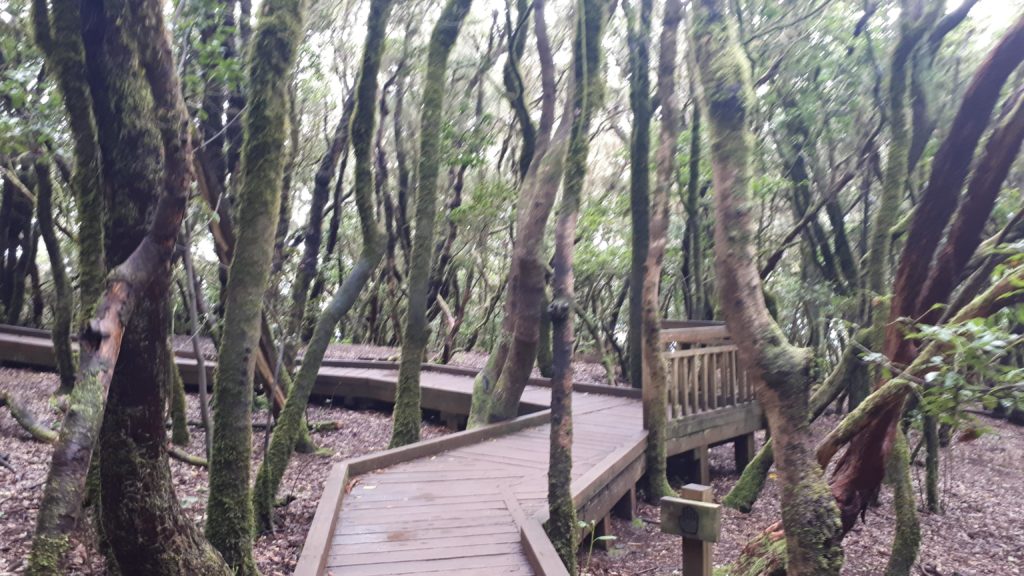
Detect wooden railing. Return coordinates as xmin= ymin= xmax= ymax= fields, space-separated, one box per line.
xmin=660 ymin=323 xmax=754 ymax=418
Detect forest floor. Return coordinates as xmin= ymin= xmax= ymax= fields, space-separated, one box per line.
xmin=582 ymin=413 xmax=1024 ymax=576
xmin=1 ymin=345 xmax=1022 ymax=575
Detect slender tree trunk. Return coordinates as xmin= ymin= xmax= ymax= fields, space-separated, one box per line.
xmin=31 ymin=0 xmax=106 ymax=321
xmin=253 ymin=0 xmax=391 ymax=531
xmin=34 ymin=160 xmax=75 ymax=393
xmin=687 ymin=3 xmax=844 ymax=574
xmin=179 ymin=227 xmax=213 ymax=459
xmin=390 ymin=0 xmax=475 ymax=448
xmin=206 ymin=0 xmax=307 ymax=569
xmin=626 ymin=0 xmax=652 ymax=391
xmin=640 ymin=0 xmax=681 ymax=502
xmin=547 ymin=0 xmax=612 ymax=567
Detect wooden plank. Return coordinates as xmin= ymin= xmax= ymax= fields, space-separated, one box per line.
xmin=664 ymin=344 xmax=738 ymax=359
xmin=324 ymin=553 xmax=531 ymax=575
xmin=331 ymin=523 xmax=517 ymax=546
xmin=330 ymin=531 xmax=522 ymax=556
xmin=335 ymin=514 xmax=516 ymax=535
xmin=330 ymin=542 xmax=523 ymax=566
xmin=295 ymin=463 xmax=349 ymax=576
xmin=345 ymin=411 xmax=549 ymax=476
xmin=659 ymin=325 xmax=730 ymax=344
xmin=501 ymin=485 xmax=570 ymax=576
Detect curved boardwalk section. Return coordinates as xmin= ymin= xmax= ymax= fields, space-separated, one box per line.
xmin=296 ymin=367 xmax=644 ymax=576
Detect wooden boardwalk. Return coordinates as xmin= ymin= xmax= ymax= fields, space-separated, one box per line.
xmin=0 ymin=323 xmax=763 ymax=576
xmin=301 ymin=368 xmax=645 ymax=575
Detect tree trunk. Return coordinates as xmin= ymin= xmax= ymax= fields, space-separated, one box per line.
xmin=252 ymin=0 xmax=390 ymax=531
xmin=687 ymin=3 xmax=844 ymax=574
xmin=34 ymin=159 xmax=75 ymax=393
xmin=468 ymin=0 xmax=567 ymax=426
xmin=27 ymin=0 xmax=209 ymax=569
xmin=390 ymin=0 xmax=475 ymax=448
xmin=206 ymin=0 xmax=307 ymax=569
xmin=625 ymin=0 xmax=652 ymax=391
xmin=547 ymin=0 xmax=612 ymax=567
xmin=640 ymin=0 xmax=681 ymax=502
xmin=31 ymin=0 xmax=106 ymax=321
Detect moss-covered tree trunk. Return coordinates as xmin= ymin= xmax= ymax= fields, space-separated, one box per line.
xmin=640 ymin=0 xmax=681 ymax=502
xmin=681 ymin=100 xmax=708 ymax=320
xmin=625 ymin=0 xmax=652 ymax=391
xmin=31 ymin=0 xmax=106 ymax=321
xmin=687 ymin=2 xmax=844 ymax=574
xmin=27 ymin=0 xmax=213 ymax=569
xmin=206 ymin=0 xmax=307 ymax=569
xmin=547 ymin=0 xmax=612 ymax=567
xmin=33 ymin=159 xmax=75 ymax=393
xmin=252 ymin=0 xmax=390 ymax=531
xmin=390 ymin=0 xmax=474 ymax=448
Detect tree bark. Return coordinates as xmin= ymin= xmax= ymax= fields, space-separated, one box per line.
xmin=390 ymin=0 xmax=475 ymax=448
xmin=687 ymin=2 xmax=844 ymax=574
xmin=206 ymin=0 xmax=307 ymax=569
xmin=640 ymin=0 xmax=681 ymax=502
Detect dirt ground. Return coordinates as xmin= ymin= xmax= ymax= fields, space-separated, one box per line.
xmin=2 ymin=352 xmax=1022 ymax=576
xmin=581 ymin=414 xmax=1024 ymax=576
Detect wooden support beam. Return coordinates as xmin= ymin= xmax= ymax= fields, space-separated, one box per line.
xmin=594 ymin=514 xmax=615 ymax=550
xmin=612 ymin=485 xmax=636 ymax=521
xmin=734 ymin=432 xmax=756 ymax=474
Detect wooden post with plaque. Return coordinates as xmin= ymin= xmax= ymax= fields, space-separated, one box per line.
xmin=659 ymin=484 xmax=721 ymax=576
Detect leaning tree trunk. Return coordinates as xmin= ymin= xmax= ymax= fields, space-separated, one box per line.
xmin=26 ymin=0 xmax=215 ymax=570
xmin=206 ymin=0 xmax=307 ymax=569
xmin=252 ymin=0 xmax=390 ymax=531
xmin=687 ymin=2 xmax=844 ymax=575
xmin=640 ymin=0 xmax=681 ymax=502
xmin=390 ymin=0 xmax=475 ymax=448
xmin=467 ymin=0 xmax=567 ymax=426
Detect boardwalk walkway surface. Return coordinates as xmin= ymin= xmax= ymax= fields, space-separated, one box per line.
xmin=308 ymin=367 xmax=644 ymax=576
xmin=0 ymin=323 xmax=762 ymax=576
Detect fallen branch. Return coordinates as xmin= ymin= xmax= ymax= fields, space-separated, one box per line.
xmin=0 ymin=391 xmax=57 ymax=443
xmin=167 ymin=445 xmax=207 ymax=468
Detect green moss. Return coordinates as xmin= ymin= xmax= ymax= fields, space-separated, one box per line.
xmin=884 ymin=430 xmax=920 ymax=576
xmin=722 ymin=438 xmax=773 ymax=512
xmin=207 ymin=0 xmax=308 ymax=569
xmin=390 ymin=0 xmax=473 ymax=449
